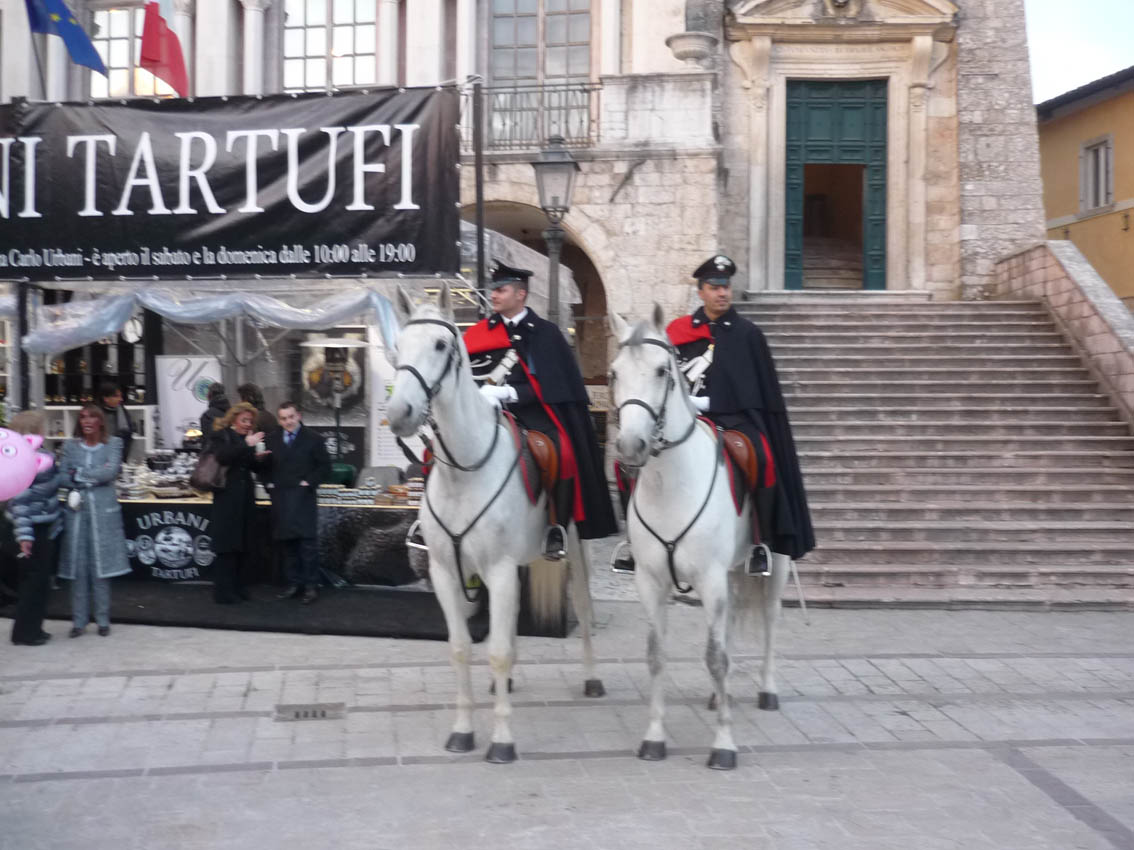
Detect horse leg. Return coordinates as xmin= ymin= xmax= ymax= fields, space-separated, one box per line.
xmin=483 ymin=562 xmax=520 ymax=764
xmin=757 ymin=552 xmax=791 ymax=711
xmin=567 ymin=524 xmax=604 ymax=698
xmin=429 ymin=561 xmax=477 ymax=753
xmin=701 ymin=572 xmax=737 ymax=770
xmin=635 ymin=564 xmax=670 ymax=761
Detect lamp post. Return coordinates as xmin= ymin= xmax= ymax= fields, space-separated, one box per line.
xmin=531 ymin=135 xmax=580 ymax=330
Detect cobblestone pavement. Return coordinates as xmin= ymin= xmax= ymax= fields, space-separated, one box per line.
xmin=2 ymin=603 xmax=1134 ymax=850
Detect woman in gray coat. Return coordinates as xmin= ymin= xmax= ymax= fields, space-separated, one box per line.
xmin=58 ymin=404 xmax=131 ymax=637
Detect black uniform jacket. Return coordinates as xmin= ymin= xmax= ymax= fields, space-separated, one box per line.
xmin=667 ymin=306 xmax=816 ymax=559
xmin=464 ymin=310 xmax=617 ymax=541
xmin=206 ymin=427 xmax=264 ymax=555
xmin=261 ymin=425 xmax=331 ymax=541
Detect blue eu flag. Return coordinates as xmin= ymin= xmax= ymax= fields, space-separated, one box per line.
xmin=25 ymin=0 xmax=108 ymax=76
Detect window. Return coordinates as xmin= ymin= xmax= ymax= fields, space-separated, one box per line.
xmin=491 ymin=0 xmax=591 ymax=86
xmin=90 ymin=6 xmax=175 ymax=98
xmin=283 ymin=0 xmax=378 ymax=92
xmin=1080 ymin=136 xmax=1114 ymax=212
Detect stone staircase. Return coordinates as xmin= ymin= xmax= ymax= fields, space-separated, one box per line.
xmin=737 ymin=292 xmax=1134 ymax=608
xmin=802 ymin=237 xmax=864 ymax=290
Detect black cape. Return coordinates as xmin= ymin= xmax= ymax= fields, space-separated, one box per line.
xmin=668 ymin=306 xmax=816 ymax=560
xmin=465 ymin=310 xmax=618 ymax=541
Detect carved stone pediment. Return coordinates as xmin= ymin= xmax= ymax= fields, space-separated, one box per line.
xmin=729 ymin=0 xmax=957 ymax=24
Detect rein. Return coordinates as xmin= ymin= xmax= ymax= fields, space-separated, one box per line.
xmin=628 ymin=422 xmax=723 ymax=594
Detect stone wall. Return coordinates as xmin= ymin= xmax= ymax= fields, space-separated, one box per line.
xmin=996 ymin=241 xmax=1134 ymax=425
xmin=955 ymin=0 xmax=1046 ymax=299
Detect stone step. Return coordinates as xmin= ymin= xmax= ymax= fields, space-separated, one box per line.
xmin=815 ymin=521 xmax=1134 ymax=545
xmin=789 ymin=406 xmax=1123 ymax=423
xmin=760 ymin=320 xmax=1057 ymax=334
xmin=772 ymin=343 xmax=1074 ymax=358
xmin=801 ymin=262 xmax=863 ymax=274
xmin=810 ymin=503 xmax=1134 ymax=523
xmin=804 ymin=541 xmax=1134 ymax=566
xmin=806 ymin=484 xmax=1134 ymax=505
xmin=765 ymin=331 xmax=1065 ymax=346
xmin=779 ymin=355 xmax=1084 ymax=370
xmin=785 ymin=380 xmax=1098 ymax=395
xmin=779 ymin=585 xmax=1134 ymax=611
xmin=800 ymin=450 xmax=1134 ymax=469
xmin=801 ymin=278 xmax=864 ymax=290
xmin=739 ymin=304 xmax=1048 ymax=318
xmin=797 ymin=435 xmax=1134 ymax=452
xmin=794 ymin=420 xmax=1131 ymax=437
xmin=792 ymin=565 xmax=1134 ymax=590
xmin=784 ymin=393 xmax=1113 ymax=408
xmin=804 ymin=467 xmax=1134 ymax=486
xmin=780 ymin=367 xmax=1091 ymax=382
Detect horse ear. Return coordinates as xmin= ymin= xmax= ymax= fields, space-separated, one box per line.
xmin=394 ymin=285 xmax=415 ymax=325
xmin=438 ymin=280 xmax=454 ymax=320
xmin=608 ymin=311 xmax=631 ymax=341
xmin=651 ymin=303 xmax=666 ymax=333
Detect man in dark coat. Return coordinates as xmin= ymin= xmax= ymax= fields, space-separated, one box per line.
xmin=261 ymin=401 xmax=331 ymax=603
xmin=99 ymin=383 xmax=135 ymax=461
xmin=200 ymin=383 xmax=230 ymax=437
xmin=668 ymin=254 xmax=815 ymax=562
xmin=463 ymin=262 xmax=617 ymax=559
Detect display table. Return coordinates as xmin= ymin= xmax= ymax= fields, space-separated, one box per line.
xmin=116 ymin=498 xmax=570 ymax=638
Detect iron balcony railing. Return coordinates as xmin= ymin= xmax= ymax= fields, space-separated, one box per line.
xmin=462 ymin=82 xmax=601 ymax=153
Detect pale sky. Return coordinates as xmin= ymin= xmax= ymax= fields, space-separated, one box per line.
xmin=1025 ymin=0 xmax=1134 ymax=103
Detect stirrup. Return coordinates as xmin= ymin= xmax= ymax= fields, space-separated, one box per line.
xmin=542 ymin=524 xmax=567 ymax=561
xmin=745 ymin=542 xmax=772 ymax=577
xmin=405 ymin=519 xmax=429 ymax=553
xmin=610 ymin=539 xmax=635 ymax=574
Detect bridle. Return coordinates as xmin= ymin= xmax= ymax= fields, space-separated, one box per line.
xmin=615 ymin=333 xmax=719 ymax=594
xmin=395 ymin=317 xmax=502 ymax=473
xmin=614 ymin=337 xmax=697 ymax=465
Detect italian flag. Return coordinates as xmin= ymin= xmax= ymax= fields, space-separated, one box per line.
xmin=140 ymin=0 xmax=188 ymax=97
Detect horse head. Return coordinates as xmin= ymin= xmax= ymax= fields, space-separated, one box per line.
xmin=608 ymin=303 xmax=684 ymax=467
xmin=387 ymin=282 xmax=461 ymax=438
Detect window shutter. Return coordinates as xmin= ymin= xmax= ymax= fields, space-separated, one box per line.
xmin=1106 ymin=141 xmax=1114 ymax=206
xmin=1078 ymin=148 xmax=1087 ymax=212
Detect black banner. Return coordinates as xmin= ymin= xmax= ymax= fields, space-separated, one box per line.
xmin=0 ymin=88 xmax=459 ymax=279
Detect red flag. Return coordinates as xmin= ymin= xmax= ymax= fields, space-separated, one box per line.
xmin=139 ymin=0 xmax=188 ymax=97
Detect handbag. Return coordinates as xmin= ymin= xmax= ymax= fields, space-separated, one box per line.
xmin=190 ymin=450 xmax=228 ymax=492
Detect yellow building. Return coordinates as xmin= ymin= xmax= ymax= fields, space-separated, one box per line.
xmin=1038 ymin=66 xmax=1134 ymax=305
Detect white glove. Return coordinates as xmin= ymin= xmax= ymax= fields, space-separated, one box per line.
xmin=689 ymin=395 xmax=710 ymax=412
xmin=479 ymin=384 xmax=517 ymax=408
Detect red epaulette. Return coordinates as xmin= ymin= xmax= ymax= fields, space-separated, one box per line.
xmin=462 ymin=318 xmax=511 ymax=355
xmin=666 ymin=314 xmax=713 ymax=346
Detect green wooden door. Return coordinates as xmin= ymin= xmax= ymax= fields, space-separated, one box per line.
xmin=785 ymin=79 xmax=888 ymax=290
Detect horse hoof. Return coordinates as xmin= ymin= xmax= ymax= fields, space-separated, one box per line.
xmin=637 ymin=740 xmax=667 ymax=761
xmin=707 ymin=693 xmax=718 ymax=711
xmin=707 ymin=749 xmax=738 ymax=771
xmin=758 ymin=691 xmax=779 ymax=711
xmin=444 ymin=732 xmax=476 ymax=753
xmin=584 ymin=678 xmax=606 ymax=698
xmin=489 ymin=678 xmax=514 ymax=696
xmin=485 ymin=743 xmax=517 ymax=764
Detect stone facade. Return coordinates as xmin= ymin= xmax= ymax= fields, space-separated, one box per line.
xmin=996 ymin=240 xmax=1134 ymax=425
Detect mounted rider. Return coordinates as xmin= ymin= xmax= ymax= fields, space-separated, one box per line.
xmin=614 ymin=255 xmax=815 ymax=571
xmin=463 ymin=262 xmax=617 ymax=560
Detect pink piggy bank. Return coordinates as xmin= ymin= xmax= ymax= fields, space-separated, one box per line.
xmin=0 ymin=428 xmax=55 ymax=501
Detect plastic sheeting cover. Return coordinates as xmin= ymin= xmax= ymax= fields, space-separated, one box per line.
xmin=21 ymin=287 xmax=402 ymax=355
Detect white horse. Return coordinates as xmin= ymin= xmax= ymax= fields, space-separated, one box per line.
xmin=386 ymin=283 xmax=604 ymax=763
xmin=608 ymin=306 xmax=790 ymax=770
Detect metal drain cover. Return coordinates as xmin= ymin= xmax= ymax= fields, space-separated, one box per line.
xmin=274 ymin=702 xmax=346 ymax=721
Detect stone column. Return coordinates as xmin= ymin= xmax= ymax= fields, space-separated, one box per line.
xmin=905 ymin=35 xmax=932 ymax=292
xmin=196 ymin=0 xmax=237 ymax=95
xmin=455 ymin=0 xmax=475 ymax=83
xmin=173 ymin=0 xmax=194 ymax=89
xmin=240 ymin=0 xmax=272 ymax=95
xmin=730 ymin=35 xmax=772 ymax=293
xmin=405 ymin=0 xmax=443 ymax=86
xmin=600 ymin=0 xmax=621 ymax=75
xmin=46 ymin=36 xmax=67 ymax=100
xmin=377 ymin=0 xmax=399 ymax=85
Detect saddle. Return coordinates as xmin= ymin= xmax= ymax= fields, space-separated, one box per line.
xmin=722 ymin=430 xmax=759 ymax=492
xmin=525 ymin=430 xmax=558 ymax=494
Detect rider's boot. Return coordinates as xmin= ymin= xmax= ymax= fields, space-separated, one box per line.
xmin=744 ymin=488 xmax=776 ymax=577
xmin=611 ymin=463 xmax=636 ymax=573
xmin=542 ymin=479 xmax=573 ymax=561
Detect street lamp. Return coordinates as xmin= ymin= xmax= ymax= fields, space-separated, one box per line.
xmin=531 ymin=134 xmax=580 ymax=329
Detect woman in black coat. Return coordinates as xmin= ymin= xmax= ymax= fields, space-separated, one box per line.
xmin=207 ymin=402 xmax=267 ymax=603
